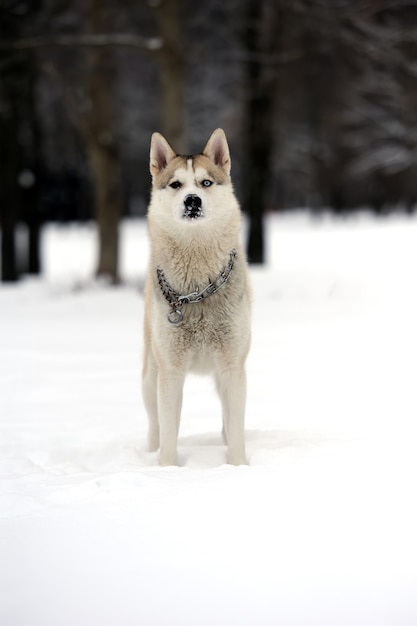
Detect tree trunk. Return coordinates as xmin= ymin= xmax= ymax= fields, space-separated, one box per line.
xmin=1 ymin=207 xmax=18 ymax=283
xmin=89 ymin=139 xmax=121 ymax=281
xmin=26 ymin=59 xmax=42 ymax=276
xmin=243 ymin=0 xmax=282 ymax=264
xmin=152 ymin=0 xmax=186 ymax=152
xmin=0 ymin=71 xmax=19 ymax=282
xmin=85 ymin=0 xmax=122 ymax=283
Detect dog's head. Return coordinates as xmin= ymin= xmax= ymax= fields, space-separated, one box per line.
xmin=148 ymin=129 xmax=240 ymax=236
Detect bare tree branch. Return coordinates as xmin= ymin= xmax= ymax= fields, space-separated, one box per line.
xmin=0 ymin=33 xmax=163 ymax=52
xmin=341 ymin=16 xmax=417 ymax=81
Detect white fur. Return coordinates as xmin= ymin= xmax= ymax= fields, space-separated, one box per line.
xmin=142 ymin=129 xmax=251 ymax=465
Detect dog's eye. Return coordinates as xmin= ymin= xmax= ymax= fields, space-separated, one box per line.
xmin=169 ymin=181 xmax=182 ymax=189
xmin=202 ymin=180 xmax=213 ymax=187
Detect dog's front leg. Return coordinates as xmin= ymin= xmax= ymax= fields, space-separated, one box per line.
xmin=217 ymin=367 xmax=247 ymax=465
xmin=142 ymin=350 xmax=159 ymax=452
xmin=157 ymin=369 xmax=184 ymax=466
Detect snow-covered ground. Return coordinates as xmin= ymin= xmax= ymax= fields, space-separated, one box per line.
xmin=1 ymin=212 xmax=417 ymax=626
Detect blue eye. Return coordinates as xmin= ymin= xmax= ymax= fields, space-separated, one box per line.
xmin=202 ymin=180 xmax=212 ymax=187
xmin=169 ymin=181 xmax=182 ymax=189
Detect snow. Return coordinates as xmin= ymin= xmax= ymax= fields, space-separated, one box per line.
xmin=1 ymin=212 xmax=417 ymax=626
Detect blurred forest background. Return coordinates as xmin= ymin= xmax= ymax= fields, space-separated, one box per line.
xmin=1 ymin=0 xmax=417 ymax=282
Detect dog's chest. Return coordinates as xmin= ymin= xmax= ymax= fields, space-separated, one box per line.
xmin=185 ymin=325 xmax=223 ymax=374
xmin=177 ymin=308 xmax=230 ymax=348
xmin=167 ymin=308 xmax=233 ymax=371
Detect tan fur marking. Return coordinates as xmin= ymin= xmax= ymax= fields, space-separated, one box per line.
xmin=193 ymin=155 xmax=229 ymax=185
xmin=154 ymin=155 xmax=188 ymax=189
xmin=154 ymin=154 xmax=228 ymax=189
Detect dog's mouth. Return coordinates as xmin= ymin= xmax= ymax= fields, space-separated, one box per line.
xmin=183 ymin=207 xmax=203 ymax=220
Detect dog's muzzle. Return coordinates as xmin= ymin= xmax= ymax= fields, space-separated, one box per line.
xmin=183 ymin=194 xmax=202 ymax=219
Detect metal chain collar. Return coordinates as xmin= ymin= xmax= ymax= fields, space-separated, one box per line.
xmin=156 ymin=249 xmax=237 ymax=324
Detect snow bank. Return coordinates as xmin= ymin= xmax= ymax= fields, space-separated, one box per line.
xmin=1 ymin=213 xmax=417 ymax=625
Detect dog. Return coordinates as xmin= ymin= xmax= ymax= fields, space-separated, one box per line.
xmin=142 ymin=128 xmax=251 ymax=465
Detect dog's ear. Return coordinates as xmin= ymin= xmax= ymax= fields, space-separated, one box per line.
xmin=202 ymin=128 xmax=231 ymax=176
xmin=150 ymin=132 xmax=176 ymax=178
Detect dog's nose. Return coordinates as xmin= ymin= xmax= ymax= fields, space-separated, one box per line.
xmin=184 ymin=194 xmax=202 ymax=210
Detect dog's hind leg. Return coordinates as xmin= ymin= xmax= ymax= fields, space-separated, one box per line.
xmin=157 ymin=368 xmax=185 ymax=466
xmin=142 ymin=349 xmax=159 ymax=452
xmin=215 ymin=376 xmax=228 ymax=445
xmin=216 ymin=367 xmax=247 ymax=465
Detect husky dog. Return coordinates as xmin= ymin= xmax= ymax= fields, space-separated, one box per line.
xmin=142 ymin=128 xmax=251 ymax=465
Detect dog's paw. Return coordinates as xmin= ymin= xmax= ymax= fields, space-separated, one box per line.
xmin=159 ymin=451 xmax=178 ymax=466
xmin=227 ymin=451 xmax=248 ymax=466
